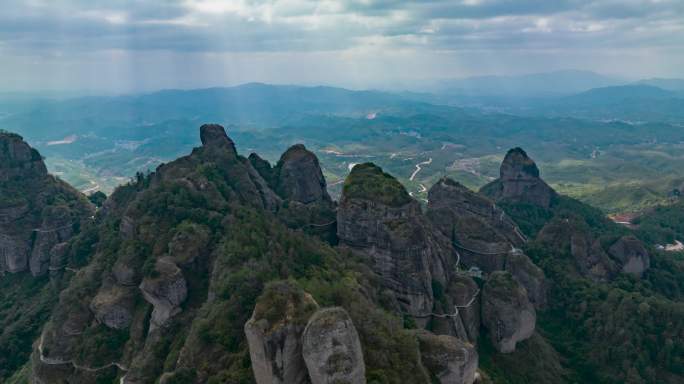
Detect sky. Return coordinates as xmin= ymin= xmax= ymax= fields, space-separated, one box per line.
xmin=0 ymin=0 xmax=683 ymax=93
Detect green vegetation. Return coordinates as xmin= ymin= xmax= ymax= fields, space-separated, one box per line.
xmin=495 ymin=195 xmax=684 ymax=384
xmin=634 ymin=200 xmax=684 ymax=245
xmin=343 ymin=163 xmax=412 ymax=206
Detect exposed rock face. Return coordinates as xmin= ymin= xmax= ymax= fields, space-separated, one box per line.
xmin=415 ymin=330 xmax=478 ymax=384
xmin=0 ymin=131 xmax=92 ymax=276
xmin=274 ymin=144 xmax=332 ymax=205
xmin=427 ymin=178 xmax=546 ymax=308
xmin=480 ymin=148 xmax=557 ymax=209
xmin=430 ymin=275 xmax=481 ymax=343
xmin=249 ymin=153 xmax=274 ymax=184
xmin=481 ymin=272 xmax=535 ymax=353
xmin=90 ymin=279 xmax=136 ymax=329
xmin=302 ymin=307 xmax=365 ymax=384
xmin=428 ymin=178 xmax=524 ymax=271
xmin=337 ymin=164 xmax=456 ymax=320
xmin=29 ymin=206 xmax=75 ymax=276
xmin=245 ymin=281 xmax=319 ymax=384
xmin=504 ymin=252 xmax=547 ymax=308
xmin=200 ymin=123 xmax=237 ymax=152
xmin=139 ymin=257 xmax=188 ymax=331
xmin=0 ymin=131 xmax=47 ymax=181
xmin=608 ymin=236 xmax=650 ymax=277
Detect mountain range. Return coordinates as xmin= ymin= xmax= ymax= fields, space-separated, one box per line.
xmin=0 ymin=125 xmax=682 ymax=384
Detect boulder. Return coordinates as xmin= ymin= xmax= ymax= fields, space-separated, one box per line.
xmin=481 ymin=272 xmax=535 ymax=353
xmin=245 ymin=281 xmax=319 ymax=384
xmin=139 ymin=257 xmax=187 ymax=331
xmin=302 ymin=307 xmax=365 ymax=384
xmin=480 ymin=148 xmax=556 ymax=209
xmin=415 ymin=330 xmax=478 ymax=384
xmin=608 ymin=236 xmax=650 ymax=277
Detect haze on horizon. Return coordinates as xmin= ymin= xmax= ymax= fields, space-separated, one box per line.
xmin=0 ymin=0 xmax=683 ymax=93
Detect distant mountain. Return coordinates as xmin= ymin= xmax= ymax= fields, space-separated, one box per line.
xmin=428 ymin=70 xmax=622 ymax=97
xmin=0 ymin=83 xmax=444 ymax=142
xmin=635 ymin=78 xmax=684 ymax=92
xmin=535 ymin=84 xmax=684 ymax=123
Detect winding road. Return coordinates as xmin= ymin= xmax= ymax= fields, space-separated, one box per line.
xmin=410 ymin=158 xmax=432 ymax=181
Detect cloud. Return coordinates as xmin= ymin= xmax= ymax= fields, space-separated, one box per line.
xmin=0 ymin=0 xmax=682 ymax=91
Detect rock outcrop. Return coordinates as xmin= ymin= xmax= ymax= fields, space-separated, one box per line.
xmin=481 ymin=272 xmax=535 ymax=353
xmin=415 ymin=330 xmax=478 ymax=384
xmin=427 ymin=178 xmax=546 ymax=308
xmin=302 ymin=307 xmax=365 ymax=384
xmin=245 ymin=281 xmax=319 ymax=384
xmin=139 ymin=257 xmax=187 ymax=331
xmin=480 ymin=148 xmax=557 ymax=209
xmin=337 ymin=163 xmax=456 ymax=321
xmin=537 ymin=217 xmax=618 ymax=281
xmin=200 ymin=123 xmax=237 ymax=152
xmin=90 ymin=280 xmax=137 ymax=330
xmin=273 ymin=144 xmax=332 ymax=206
xmin=0 ymin=131 xmax=93 ymax=276
xmin=608 ymin=235 xmax=650 ymax=277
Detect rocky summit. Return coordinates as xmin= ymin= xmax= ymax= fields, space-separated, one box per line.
xmin=480 ymin=147 xmax=557 ymax=208
xmin=0 ymin=131 xmax=93 ymax=276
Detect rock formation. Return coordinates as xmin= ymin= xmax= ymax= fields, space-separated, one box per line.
xmin=415 ymin=330 xmax=478 ymax=384
xmin=139 ymin=257 xmax=188 ymax=331
xmin=537 ymin=217 xmax=618 ymax=281
xmin=608 ymin=235 xmax=650 ymax=277
xmin=427 ymin=178 xmax=546 ymax=308
xmin=480 ymin=147 xmax=557 ymax=209
xmin=245 ymin=281 xmax=319 ymax=384
xmin=302 ymin=307 xmax=365 ymax=384
xmin=273 ymin=144 xmax=332 ymax=205
xmin=481 ymin=271 xmax=536 ymax=353
xmin=337 ymin=163 xmax=456 ymax=321
xmin=0 ymin=131 xmax=93 ymax=276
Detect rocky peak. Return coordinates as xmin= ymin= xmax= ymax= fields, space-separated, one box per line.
xmin=342 ymin=163 xmax=412 ymax=207
xmin=199 ymin=123 xmax=237 ymax=154
xmin=337 ymin=163 xmax=457 ymax=322
xmin=500 ymin=147 xmax=540 ymax=180
xmin=0 ymin=131 xmax=47 ymax=181
xmin=274 ymin=144 xmax=332 ymax=205
xmin=480 ymin=147 xmax=557 ymax=209
xmin=0 ymin=131 xmax=92 ymax=277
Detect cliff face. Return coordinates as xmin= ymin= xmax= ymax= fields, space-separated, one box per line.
xmin=427 ymin=178 xmax=547 ymax=309
xmin=336 ymin=163 xmax=457 ymax=321
xmin=481 ymin=271 xmax=536 ymax=353
xmin=480 ymin=147 xmax=557 ymax=209
xmin=0 ymin=131 xmax=93 ymax=277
